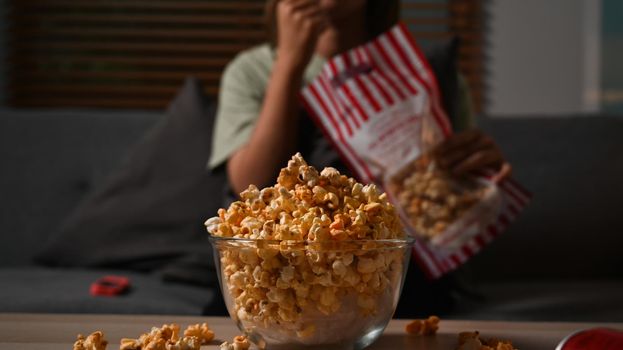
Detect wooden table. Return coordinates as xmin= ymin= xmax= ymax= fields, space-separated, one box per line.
xmin=1 ymin=313 xmax=621 ymax=350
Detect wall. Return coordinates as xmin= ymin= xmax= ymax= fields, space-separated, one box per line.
xmin=486 ymin=0 xmax=601 ymax=116
xmin=0 ymin=1 xmax=603 ymax=115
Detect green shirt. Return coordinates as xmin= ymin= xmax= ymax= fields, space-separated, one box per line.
xmin=208 ymin=43 xmax=473 ymax=170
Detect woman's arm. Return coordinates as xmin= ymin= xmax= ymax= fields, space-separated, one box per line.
xmin=227 ymin=0 xmax=327 ymax=193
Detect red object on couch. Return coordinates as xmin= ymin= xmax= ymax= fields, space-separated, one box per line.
xmin=90 ymin=275 xmax=130 ymax=297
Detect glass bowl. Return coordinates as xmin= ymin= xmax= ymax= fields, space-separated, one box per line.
xmin=209 ymin=236 xmax=415 ymax=350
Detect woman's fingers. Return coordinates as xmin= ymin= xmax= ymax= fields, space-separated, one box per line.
xmin=281 ymin=0 xmax=324 ymax=20
xmin=301 ymin=7 xmax=330 ymax=33
xmin=438 ymin=134 xmax=494 ymax=170
xmin=282 ymin=0 xmax=318 ymax=10
xmin=433 ymin=130 xmax=512 ymax=180
xmin=492 ymin=162 xmax=513 ymax=183
xmin=299 ymin=6 xmax=326 ymax=18
xmin=435 ymin=129 xmax=482 ymax=155
xmin=452 ymin=148 xmax=504 ymax=175
xmin=276 ymin=0 xmax=328 ymax=70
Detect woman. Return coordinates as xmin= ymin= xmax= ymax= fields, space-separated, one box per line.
xmin=209 ymin=0 xmax=510 ymax=317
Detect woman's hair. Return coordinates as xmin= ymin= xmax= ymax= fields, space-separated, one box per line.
xmin=264 ymin=0 xmax=400 ymax=47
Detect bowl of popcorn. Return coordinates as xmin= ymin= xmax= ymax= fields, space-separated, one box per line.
xmin=205 ymin=154 xmax=414 ymax=350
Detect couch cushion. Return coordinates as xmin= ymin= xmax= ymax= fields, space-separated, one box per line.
xmin=470 ymin=116 xmax=623 ymax=280
xmin=451 ymin=280 xmax=623 ymax=322
xmin=34 ymin=78 xmax=226 ymax=275
xmin=0 ymin=267 xmax=214 ymax=315
xmin=0 ymin=109 xmax=160 ymax=266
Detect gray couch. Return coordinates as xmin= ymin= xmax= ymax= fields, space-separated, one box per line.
xmin=1 ymin=106 xmax=622 ymax=321
xmin=455 ymin=115 xmax=623 ymax=322
xmin=0 ymin=108 xmax=219 ymax=315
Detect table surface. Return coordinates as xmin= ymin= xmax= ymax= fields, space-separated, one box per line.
xmin=1 ymin=313 xmax=621 ymax=350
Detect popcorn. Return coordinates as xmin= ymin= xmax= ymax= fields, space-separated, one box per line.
xmin=183 ymin=323 xmax=215 ymax=344
xmin=219 ymin=335 xmax=251 ymax=350
xmin=457 ymin=331 xmax=517 ymax=350
xmin=119 ymin=324 xmax=201 ymax=350
xmin=405 ymin=315 xmax=440 ymax=336
xmin=73 ymin=331 xmax=108 ymax=350
xmin=208 ymin=154 xmax=403 ymax=241
xmin=388 ymin=154 xmax=486 ymax=239
xmin=206 ymin=153 xmax=406 ymax=338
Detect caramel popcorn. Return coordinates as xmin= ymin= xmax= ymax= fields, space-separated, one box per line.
xmin=405 ymin=315 xmax=440 ymax=336
xmin=183 ymin=323 xmax=215 ymax=344
xmin=119 ymin=324 xmax=200 ymax=350
xmin=206 ymin=153 xmax=407 ymax=339
xmin=219 ymin=335 xmax=251 ymax=350
xmin=388 ymin=154 xmax=486 ymax=239
xmin=73 ymin=331 xmax=108 ymax=350
xmin=457 ymin=331 xmax=517 ymax=350
xmin=206 ymin=153 xmax=403 ymax=242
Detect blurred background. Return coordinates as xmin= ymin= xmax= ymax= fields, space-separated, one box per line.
xmin=0 ymin=0 xmax=621 ymax=321
xmin=0 ymin=0 xmax=622 ymax=115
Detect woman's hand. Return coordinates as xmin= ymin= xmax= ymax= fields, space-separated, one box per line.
xmin=434 ymin=130 xmax=512 ymax=183
xmin=276 ymin=0 xmax=329 ymax=72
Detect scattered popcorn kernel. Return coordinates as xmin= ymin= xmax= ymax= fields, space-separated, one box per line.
xmin=219 ymin=335 xmax=251 ymax=350
xmin=183 ymin=323 xmax=215 ymax=344
xmin=405 ymin=315 xmax=440 ymax=336
xmin=119 ymin=324 xmax=200 ymax=350
xmin=457 ymin=331 xmax=518 ymax=350
xmin=73 ymin=331 xmax=108 ymax=350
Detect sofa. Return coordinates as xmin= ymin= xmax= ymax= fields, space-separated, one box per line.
xmin=0 ymin=79 xmax=226 ymax=315
xmin=1 ymin=108 xmax=220 ymax=314
xmin=454 ymin=115 xmax=623 ymax=322
xmin=1 ymin=78 xmax=622 ymax=320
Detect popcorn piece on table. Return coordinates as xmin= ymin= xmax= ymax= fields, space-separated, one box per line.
xmin=405 ymin=315 xmax=440 ymax=336
xmin=219 ymin=335 xmax=251 ymax=350
xmin=457 ymin=331 xmax=518 ymax=350
xmin=119 ymin=324 xmax=200 ymax=350
xmin=205 ymin=153 xmax=406 ymax=337
xmin=73 ymin=331 xmax=108 ymax=350
xmin=183 ymin=323 xmax=215 ymax=344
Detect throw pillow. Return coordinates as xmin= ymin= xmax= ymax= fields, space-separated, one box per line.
xmin=35 ymin=78 xmax=226 ymax=275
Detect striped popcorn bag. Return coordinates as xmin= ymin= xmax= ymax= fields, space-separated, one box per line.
xmin=301 ymin=23 xmax=530 ymax=279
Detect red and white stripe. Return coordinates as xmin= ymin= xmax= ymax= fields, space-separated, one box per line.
xmin=389 ymin=24 xmax=452 ymax=136
xmin=301 ymin=22 xmax=531 ymax=279
xmin=354 ymin=47 xmax=395 ymax=107
xmin=329 ymin=58 xmax=363 ymax=130
xmin=301 ymin=81 xmax=374 ymax=183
